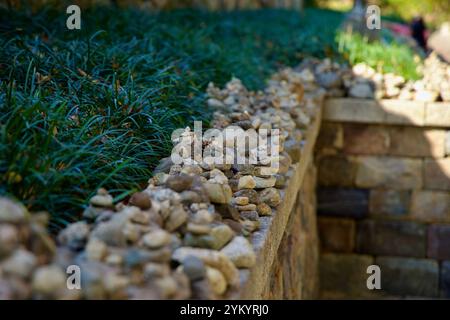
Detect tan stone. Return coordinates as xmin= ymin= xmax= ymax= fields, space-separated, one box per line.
xmin=355 ymin=156 xmax=422 ymax=189
xmin=410 ymin=190 xmax=450 ymax=222
xmin=425 ymin=103 xmax=450 ymax=127
xmin=318 ymin=217 xmax=355 ymax=253
xmin=381 ymin=99 xmax=425 ymax=126
xmin=234 ymin=197 xmax=249 ymax=206
xmin=369 ymin=189 xmax=410 ymax=216
xmin=316 ymin=122 xmax=344 ymax=150
xmin=318 ymin=155 xmax=357 ymax=187
xmin=343 ymin=124 xmax=389 ymax=155
xmin=320 ymin=253 xmax=376 ymax=299
xmin=424 ymin=158 xmax=450 ymax=191
xmin=323 ymin=99 xmax=384 ymax=123
xmin=238 ymin=176 xmax=256 ymax=190
xmin=389 ymin=127 xmax=445 ymax=158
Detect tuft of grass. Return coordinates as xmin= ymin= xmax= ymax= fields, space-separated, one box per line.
xmin=337 ymin=31 xmax=422 ymax=81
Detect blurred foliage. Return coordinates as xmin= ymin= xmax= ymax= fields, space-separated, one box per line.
xmin=305 ymin=0 xmax=450 ymax=28
xmin=376 ymin=0 xmax=450 ymax=28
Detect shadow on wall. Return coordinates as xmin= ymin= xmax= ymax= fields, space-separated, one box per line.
xmin=314 ymin=91 xmax=450 ymax=299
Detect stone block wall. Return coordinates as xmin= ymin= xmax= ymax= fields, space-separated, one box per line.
xmin=262 ymin=161 xmax=319 ymax=299
xmin=316 ymin=98 xmax=450 ymax=299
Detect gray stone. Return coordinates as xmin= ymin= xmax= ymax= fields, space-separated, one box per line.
xmin=0 ymin=198 xmax=28 ymax=223
xmin=153 ymin=157 xmax=173 ymax=174
xmin=428 ymin=225 xmax=450 ymax=260
xmin=91 ymin=214 xmax=128 ymax=247
xmin=182 ymin=256 xmax=206 ymax=281
xmin=357 ymin=220 xmax=426 ymax=257
xmin=317 ymin=72 xmax=342 ymax=89
xmin=440 ymin=261 xmax=450 ymax=298
xmin=349 ymin=83 xmax=374 ymax=99
xmin=317 ymin=188 xmax=369 ymax=219
xmin=369 ymin=189 xmax=410 ymax=216
xmin=376 ymin=256 xmax=439 ymax=297
xmin=221 ymin=236 xmax=256 ymax=268
xmin=58 ymin=221 xmax=90 ymax=250
xmin=0 ymin=224 xmax=19 ymax=258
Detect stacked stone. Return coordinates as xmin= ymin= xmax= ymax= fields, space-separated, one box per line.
xmin=299 ymin=53 xmax=450 ymax=102
xmin=0 ymin=198 xmax=66 ymax=299
xmin=0 ymin=67 xmax=319 ymax=300
xmin=348 ymin=53 xmax=450 ymax=102
xmin=418 ymin=52 xmax=450 ymax=102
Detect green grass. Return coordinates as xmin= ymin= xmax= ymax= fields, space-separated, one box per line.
xmin=337 ymin=30 xmax=422 ymax=80
xmin=0 ymin=7 xmax=344 ymax=231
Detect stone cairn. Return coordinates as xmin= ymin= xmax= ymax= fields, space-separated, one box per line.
xmin=0 ymin=66 xmax=322 ymax=300
xmin=300 ymin=52 xmax=450 ymax=102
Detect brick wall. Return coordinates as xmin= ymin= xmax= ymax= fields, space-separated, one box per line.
xmin=316 ymin=98 xmax=450 ymax=299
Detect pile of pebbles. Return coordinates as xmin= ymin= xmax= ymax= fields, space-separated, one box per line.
xmin=0 ymin=66 xmax=322 ymax=300
xmin=299 ymin=53 xmax=450 ymax=102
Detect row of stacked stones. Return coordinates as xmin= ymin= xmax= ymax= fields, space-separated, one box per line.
xmin=0 ymin=66 xmax=320 ymax=299
xmin=301 ymin=53 xmax=450 ymax=102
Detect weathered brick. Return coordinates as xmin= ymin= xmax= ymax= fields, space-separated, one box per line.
xmin=355 ymin=156 xmax=422 ymax=190
xmin=320 ymin=253 xmax=376 ymax=298
xmin=424 ymin=158 xmax=450 ymax=191
xmin=369 ymin=189 xmax=410 ymax=217
xmin=376 ymin=256 xmax=439 ymax=297
xmin=317 ymin=188 xmax=369 ymax=219
xmin=381 ymin=100 xmax=425 ymax=126
xmin=343 ymin=124 xmax=389 ymax=155
xmin=318 ymin=155 xmax=357 ymax=187
xmin=315 ymin=122 xmax=343 ymax=150
xmin=356 ymin=220 xmax=426 ymax=257
xmin=389 ymin=127 xmax=446 ymax=158
xmin=440 ymin=261 xmax=450 ymax=298
xmin=318 ymin=217 xmax=355 ymax=253
xmin=425 ymin=102 xmax=450 ymax=127
xmin=428 ymin=224 xmax=450 ymax=260
xmin=410 ymin=190 xmax=450 ymax=223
